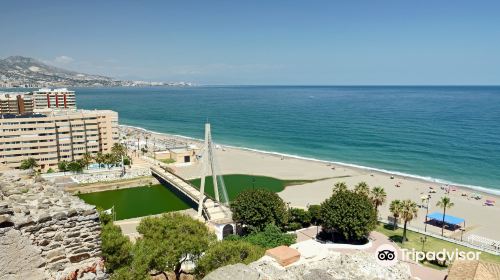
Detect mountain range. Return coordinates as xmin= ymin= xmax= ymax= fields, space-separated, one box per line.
xmin=0 ymin=56 xmax=191 ymax=87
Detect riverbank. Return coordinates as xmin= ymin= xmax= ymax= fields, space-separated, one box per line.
xmin=65 ymin=176 xmax=156 ymax=194
xmin=121 ymin=125 xmax=500 ymax=241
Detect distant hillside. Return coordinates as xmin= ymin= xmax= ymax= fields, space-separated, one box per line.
xmin=0 ymin=56 xmax=192 ymax=88
xmin=0 ymin=56 xmax=122 ymax=87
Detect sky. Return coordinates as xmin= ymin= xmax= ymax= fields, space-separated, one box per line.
xmin=1 ymin=0 xmax=499 ymax=85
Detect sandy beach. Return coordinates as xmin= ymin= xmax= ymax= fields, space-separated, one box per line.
xmin=121 ymin=125 xmax=500 ymax=241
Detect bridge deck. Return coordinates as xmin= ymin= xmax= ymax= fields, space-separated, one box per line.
xmin=150 ymin=165 xmax=232 ymax=222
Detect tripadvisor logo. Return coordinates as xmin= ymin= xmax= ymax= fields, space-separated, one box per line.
xmin=401 ymin=248 xmax=481 ymax=263
xmin=375 ymin=244 xmax=481 ymax=266
xmin=375 ymin=244 xmax=398 ymax=267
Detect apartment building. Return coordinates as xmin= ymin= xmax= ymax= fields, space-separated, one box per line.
xmin=0 ymin=93 xmax=34 ymax=114
xmin=0 ymin=109 xmax=118 ymax=170
xmin=32 ymin=88 xmax=76 ymax=109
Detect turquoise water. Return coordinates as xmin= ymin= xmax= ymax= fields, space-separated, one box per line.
xmin=75 ymin=86 xmax=500 ymax=193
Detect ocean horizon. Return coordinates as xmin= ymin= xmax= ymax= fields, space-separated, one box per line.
xmin=72 ymin=86 xmax=500 ymax=194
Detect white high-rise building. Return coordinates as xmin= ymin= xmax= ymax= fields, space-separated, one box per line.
xmin=31 ymin=88 xmax=76 ymax=110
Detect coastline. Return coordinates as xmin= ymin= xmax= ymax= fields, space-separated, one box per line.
xmin=121 ymin=123 xmax=500 ymax=240
xmin=119 ymin=124 xmax=500 ymax=197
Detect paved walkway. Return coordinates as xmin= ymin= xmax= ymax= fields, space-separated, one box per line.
xmin=295 ymin=226 xmax=448 ymax=280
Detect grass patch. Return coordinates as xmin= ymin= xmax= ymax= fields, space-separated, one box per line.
xmin=189 ymin=174 xmax=322 ymax=201
xmin=160 ymin=158 xmax=176 ymax=164
xmin=376 ymin=223 xmax=500 ymax=265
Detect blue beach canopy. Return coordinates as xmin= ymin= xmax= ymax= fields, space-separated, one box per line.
xmin=426 ymin=212 xmax=465 ymax=225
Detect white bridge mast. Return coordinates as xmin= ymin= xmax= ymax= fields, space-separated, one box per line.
xmin=198 ymin=123 xmax=220 ymax=216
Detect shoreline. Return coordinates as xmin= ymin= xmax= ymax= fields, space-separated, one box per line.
xmin=120 ymin=124 xmax=500 ymax=197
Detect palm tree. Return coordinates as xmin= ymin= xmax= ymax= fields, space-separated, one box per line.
xmin=111 ymin=143 xmax=127 ymax=158
xmin=389 ymin=199 xmax=402 ymax=230
xmin=104 ymin=153 xmax=118 ymax=168
xmin=333 ymin=182 xmax=348 ymax=194
xmin=81 ymin=153 xmax=94 ymax=170
xmin=371 ymin=186 xmax=387 ymax=214
xmin=95 ymin=152 xmax=105 ymax=168
xmin=354 ymin=181 xmax=370 ymax=196
xmin=400 ymin=199 xmax=418 ymax=243
xmin=436 ymin=196 xmax=455 ymax=236
xmin=20 ymin=158 xmax=38 ymax=173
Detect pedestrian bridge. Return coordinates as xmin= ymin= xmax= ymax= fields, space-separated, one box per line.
xmin=150 ymin=165 xmax=232 ymax=223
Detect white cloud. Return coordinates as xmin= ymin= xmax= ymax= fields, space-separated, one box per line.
xmin=54 ymin=55 xmax=74 ymax=64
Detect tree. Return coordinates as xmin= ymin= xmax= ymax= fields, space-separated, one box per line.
xmin=320 ymin=190 xmax=377 ymax=242
xmin=95 ymin=152 xmax=105 ymax=168
xmin=111 ymin=143 xmax=127 ymax=158
xmin=371 ymin=186 xmax=387 ymax=214
xmin=354 ymin=181 xmax=370 ymax=196
xmin=400 ymin=199 xmax=418 ymax=243
xmin=287 ymin=207 xmax=311 ymax=230
xmin=81 ymin=152 xmax=94 ymax=170
xmin=101 ymin=223 xmax=132 ymax=272
xmin=104 ymin=153 xmax=119 ymax=168
xmin=230 ymin=188 xmax=288 ymax=232
xmin=436 ymin=196 xmax=455 ymax=236
xmin=58 ymin=161 xmax=68 ymax=172
xmin=20 ymin=158 xmax=38 ymax=171
xmin=332 ymin=182 xmax=348 ymax=194
xmin=195 ymin=240 xmax=264 ymax=278
xmin=123 ymin=157 xmax=131 ymax=166
xmin=136 ymin=213 xmax=216 ymax=280
xmin=389 ymin=200 xmax=403 ymax=229
xmin=67 ymin=160 xmax=83 ymax=173
xmin=308 ymin=204 xmax=322 ymax=225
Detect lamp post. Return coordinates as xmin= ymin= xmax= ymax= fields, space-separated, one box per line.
xmin=420 ymin=236 xmax=427 ymax=251
xmin=460 ymin=228 xmax=465 ymax=242
xmin=425 ymin=194 xmax=431 ymax=232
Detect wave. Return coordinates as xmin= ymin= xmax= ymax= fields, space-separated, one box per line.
xmin=119 ymin=124 xmax=500 ymax=197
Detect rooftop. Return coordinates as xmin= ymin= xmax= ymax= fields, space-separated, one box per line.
xmin=0 ymin=109 xmax=116 ymax=119
xmin=33 ymin=88 xmax=74 ymax=93
xmin=0 ymin=113 xmax=46 ymax=119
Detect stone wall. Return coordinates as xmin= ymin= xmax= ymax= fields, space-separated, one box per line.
xmin=0 ymin=169 xmax=106 ymax=280
xmin=203 ymin=251 xmax=414 ymax=280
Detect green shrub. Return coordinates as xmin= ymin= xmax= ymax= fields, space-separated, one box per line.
xmin=308 ymin=204 xmax=322 ymax=225
xmin=195 ymin=240 xmax=264 ymax=277
xmin=287 ymin=207 xmax=311 ymax=229
xmin=244 ymin=224 xmax=296 ymax=249
xmin=320 ymin=190 xmax=377 ymax=242
xmin=101 ymin=223 xmax=132 ymax=272
xmin=230 ymin=188 xmax=288 ymax=232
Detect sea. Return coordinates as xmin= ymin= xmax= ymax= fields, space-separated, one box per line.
xmin=55 ymin=86 xmax=500 ymax=195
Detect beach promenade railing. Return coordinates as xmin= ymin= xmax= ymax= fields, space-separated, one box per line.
xmin=378 ymin=218 xmax=500 ymax=256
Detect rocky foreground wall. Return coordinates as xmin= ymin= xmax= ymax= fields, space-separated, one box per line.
xmin=0 ymin=169 xmax=105 ymax=280
xmin=203 ymin=251 xmax=414 ymax=280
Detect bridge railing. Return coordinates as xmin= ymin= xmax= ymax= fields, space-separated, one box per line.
xmin=150 ymin=165 xmax=213 ymax=220
xmin=150 ymin=166 xmax=198 ymax=200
